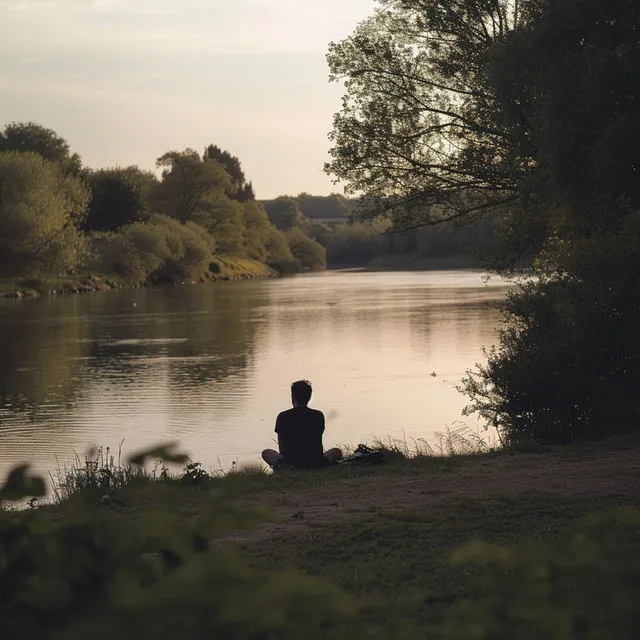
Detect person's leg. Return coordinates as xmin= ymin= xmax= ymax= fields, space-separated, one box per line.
xmin=324 ymin=448 xmax=343 ymax=464
xmin=262 ymin=449 xmax=284 ymax=467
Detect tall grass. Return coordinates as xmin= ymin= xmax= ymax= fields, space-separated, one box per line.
xmin=47 ymin=442 xmax=270 ymax=504
xmin=369 ymin=422 xmax=495 ymax=461
xmin=49 ymin=442 xmax=153 ymax=503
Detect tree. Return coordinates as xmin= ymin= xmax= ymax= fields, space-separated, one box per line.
xmin=326 ymin=1 xmax=527 ymax=234
xmin=0 ymin=152 xmax=89 ymax=276
xmin=296 ymin=193 xmax=350 ymax=220
xmin=263 ymin=196 xmax=308 ymax=231
xmin=242 ymin=200 xmax=272 ymax=262
xmin=461 ymin=0 xmax=640 ymax=443
xmin=85 ymin=167 xmax=155 ymax=232
xmin=204 ymin=145 xmax=255 ymax=202
xmin=193 ymin=194 xmax=245 ymax=256
xmin=0 ymin=122 xmax=82 ymax=175
xmin=285 ymin=227 xmax=327 ymax=271
xmin=264 ymin=226 xmax=299 ymax=273
xmin=154 ymin=150 xmax=233 ymax=222
xmin=306 ymin=220 xmax=333 ymax=247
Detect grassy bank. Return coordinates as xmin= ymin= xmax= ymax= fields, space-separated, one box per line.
xmin=2 ymin=436 xmax=639 ymax=638
xmin=0 ymin=256 xmax=276 ymax=299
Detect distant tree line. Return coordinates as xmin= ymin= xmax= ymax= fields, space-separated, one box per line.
xmin=0 ymin=122 xmax=327 ymax=282
xmin=261 ymin=193 xmax=497 ymax=267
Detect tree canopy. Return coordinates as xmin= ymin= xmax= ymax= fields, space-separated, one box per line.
xmin=263 ymin=196 xmax=309 ymax=231
xmin=0 ymin=122 xmax=82 ymax=176
xmin=0 ymin=152 xmax=89 ymax=277
xmin=154 ymin=150 xmax=233 ymax=223
xmin=84 ymin=167 xmax=156 ymax=232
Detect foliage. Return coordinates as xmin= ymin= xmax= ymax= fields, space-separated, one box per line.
xmin=101 ymin=214 xmax=217 ymax=283
xmin=463 ymin=211 xmax=640 ymax=446
xmin=0 ymin=121 xmax=82 ymax=175
xmin=193 ymin=193 xmax=245 ymax=255
xmin=440 ymin=509 xmax=640 ymax=639
xmin=326 ymin=0 xmax=523 ymax=230
xmin=329 ymin=0 xmax=640 ymax=443
xmin=154 ymin=149 xmax=233 ymax=223
xmin=296 ymin=193 xmax=350 ymax=220
xmin=263 ymin=196 xmax=309 ymax=231
xmin=0 ymin=152 xmax=89 ymax=277
xmin=204 ymin=144 xmax=255 ymax=202
xmin=264 ymin=226 xmax=300 ymax=274
xmin=242 ymin=200 xmax=272 ymax=262
xmin=0 ymin=456 xmax=352 ymax=639
xmin=305 ymin=220 xmax=333 ymax=247
xmin=84 ymin=167 xmax=154 ymax=232
xmin=325 ymin=223 xmax=381 ymax=264
xmin=284 ymin=227 xmax=327 ymax=272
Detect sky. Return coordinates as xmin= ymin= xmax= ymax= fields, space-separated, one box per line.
xmin=0 ymin=0 xmax=376 ymax=198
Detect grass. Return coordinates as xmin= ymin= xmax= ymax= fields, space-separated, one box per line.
xmin=3 ymin=434 xmax=640 ymax=637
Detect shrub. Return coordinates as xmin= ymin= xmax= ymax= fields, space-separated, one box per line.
xmin=439 ymin=509 xmax=640 ymax=639
xmin=285 ymin=227 xmax=326 ymax=271
xmin=100 ymin=215 xmax=217 ymax=283
xmin=463 ymin=211 xmax=640 ymax=446
xmin=0 ymin=457 xmax=353 ymax=639
xmin=0 ymin=151 xmax=89 ymax=277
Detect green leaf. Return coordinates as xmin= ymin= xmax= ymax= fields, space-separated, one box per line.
xmin=0 ymin=464 xmax=46 ymax=501
xmin=127 ymin=442 xmax=190 ymax=467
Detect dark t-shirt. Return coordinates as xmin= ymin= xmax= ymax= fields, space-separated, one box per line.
xmin=275 ymin=407 xmax=326 ymax=468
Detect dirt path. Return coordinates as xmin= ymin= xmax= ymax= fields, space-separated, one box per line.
xmin=221 ymin=443 xmax=640 ymax=545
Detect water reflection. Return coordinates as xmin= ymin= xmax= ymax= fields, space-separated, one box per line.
xmin=0 ymin=271 xmax=510 ymax=478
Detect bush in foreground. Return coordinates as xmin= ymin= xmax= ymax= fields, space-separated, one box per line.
xmin=0 ymin=452 xmax=353 ymax=640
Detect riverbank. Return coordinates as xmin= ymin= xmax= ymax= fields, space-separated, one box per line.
xmin=3 ymin=435 xmax=639 ymax=637
xmin=0 ymin=256 xmax=276 ymax=299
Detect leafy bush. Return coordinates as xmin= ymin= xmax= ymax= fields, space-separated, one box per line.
xmin=264 ymin=226 xmax=300 ymax=273
xmin=285 ymin=227 xmax=327 ymax=271
xmin=463 ymin=211 xmax=640 ymax=446
xmin=101 ymin=214 xmax=217 ymax=283
xmin=439 ymin=509 xmax=640 ymax=639
xmin=0 ymin=151 xmax=89 ymax=277
xmin=0 ymin=454 xmax=353 ymax=639
xmin=326 ymin=222 xmax=382 ymax=265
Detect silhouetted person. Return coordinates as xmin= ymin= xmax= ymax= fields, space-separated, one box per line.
xmin=262 ymin=380 xmax=343 ymax=470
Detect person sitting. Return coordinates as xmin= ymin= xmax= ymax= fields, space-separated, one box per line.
xmin=262 ymin=380 xmax=343 ymax=470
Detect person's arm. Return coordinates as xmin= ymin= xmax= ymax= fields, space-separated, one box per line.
xmin=275 ymin=413 xmax=285 ymax=456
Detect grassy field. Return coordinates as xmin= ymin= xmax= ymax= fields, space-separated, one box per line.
xmin=3 ymin=435 xmax=638 ymax=638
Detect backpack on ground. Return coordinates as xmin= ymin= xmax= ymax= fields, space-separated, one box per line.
xmin=339 ymin=444 xmax=386 ymax=465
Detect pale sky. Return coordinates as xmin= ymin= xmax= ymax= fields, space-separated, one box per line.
xmin=0 ymin=0 xmax=375 ymax=198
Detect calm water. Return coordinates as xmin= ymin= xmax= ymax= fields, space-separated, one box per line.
xmin=0 ymin=270 xmax=510 ymax=479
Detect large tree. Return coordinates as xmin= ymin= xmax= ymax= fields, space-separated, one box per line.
xmin=204 ymin=145 xmax=255 ymax=202
xmin=330 ymin=0 xmax=640 ymax=444
xmin=154 ymin=150 xmax=233 ymax=222
xmin=326 ymin=1 xmax=529 ymax=234
xmin=84 ymin=167 xmax=156 ymax=232
xmin=0 ymin=122 xmax=82 ymax=175
xmin=263 ymin=196 xmax=308 ymax=231
xmin=0 ymin=152 xmax=89 ymax=276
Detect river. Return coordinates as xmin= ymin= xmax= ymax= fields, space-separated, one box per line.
xmin=0 ymin=270 xmax=510 ymax=479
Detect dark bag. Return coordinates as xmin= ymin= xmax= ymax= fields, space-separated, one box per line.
xmin=339 ymin=444 xmax=386 ymax=465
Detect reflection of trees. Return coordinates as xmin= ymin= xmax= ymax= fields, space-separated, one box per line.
xmin=80 ymin=283 xmax=270 ymax=421
xmin=0 ymin=297 xmax=88 ymax=414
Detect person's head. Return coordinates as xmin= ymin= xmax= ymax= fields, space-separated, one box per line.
xmin=291 ymin=379 xmax=312 ymax=407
